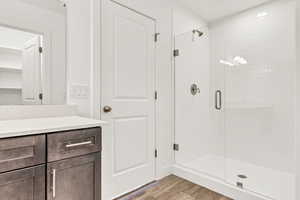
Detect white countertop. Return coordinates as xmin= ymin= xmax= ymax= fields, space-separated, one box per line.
xmin=0 ymin=116 xmax=107 ymax=138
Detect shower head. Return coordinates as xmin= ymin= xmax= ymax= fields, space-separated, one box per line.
xmin=193 ymin=29 xmax=204 ymax=37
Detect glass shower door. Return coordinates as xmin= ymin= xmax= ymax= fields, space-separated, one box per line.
xmin=174 ymin=30 xmax=225 ymax=181
xmin=219 ymin=1 xmax=296 ymax=199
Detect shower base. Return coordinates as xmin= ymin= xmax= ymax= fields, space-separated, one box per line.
xmin=172 ymin=155 xmax=295 ymax=200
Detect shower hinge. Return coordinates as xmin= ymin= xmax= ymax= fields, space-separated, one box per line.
xmin=155 ymin=149 xmax=158 ymax=158
xmin=154 ymin=91 xmax=158 ymax=100
xmin=173 ymin=144 xmax=179 ymax=151
xmin=173 ymin=49 xmax=179 ymax=57
xmin=39 ymin=47 xmax=43 ymax=53
xmin=154 ymin=33 xmax=160 ymax=42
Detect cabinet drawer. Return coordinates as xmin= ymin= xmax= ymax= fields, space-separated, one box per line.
xmin=0 ymin=135 xmax=45 ymax=173
xmin=48 ymin=127 xmax=101 ymax=162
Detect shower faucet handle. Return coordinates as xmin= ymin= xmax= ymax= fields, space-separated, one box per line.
xmin=191 ymin=84 xmax=200 ymax=96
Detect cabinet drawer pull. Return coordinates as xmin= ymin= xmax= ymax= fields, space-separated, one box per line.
xmin=52 ymin=169 xmax=56 ymax=198
xmin=65 ymin=141 xmax=93 ymax=148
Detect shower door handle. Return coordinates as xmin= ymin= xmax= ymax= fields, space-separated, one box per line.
xmin=215 ymin=90 xmax=222 ymax=110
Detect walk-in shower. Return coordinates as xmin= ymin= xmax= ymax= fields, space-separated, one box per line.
xmin=174 ymin=0 xmax=296 ymax=199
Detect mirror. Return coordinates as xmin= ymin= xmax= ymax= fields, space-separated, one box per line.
xmin=0 ymin=0 xmax=66 ymax=105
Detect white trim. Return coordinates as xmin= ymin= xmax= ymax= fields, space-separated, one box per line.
xmin=92 ymin=0 xmax=101 ymax=120
xmin=154 ymin=22 xmax=159 ymax=179
xmin=171 ymin=7 xmax=176 ymax=168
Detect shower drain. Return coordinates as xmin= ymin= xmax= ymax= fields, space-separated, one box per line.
xmin=236 ymin=174 xmax=247 ymax=189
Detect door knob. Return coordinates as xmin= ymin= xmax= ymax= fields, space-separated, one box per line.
xmin=103 ymin=106 xmax=112 ymax=113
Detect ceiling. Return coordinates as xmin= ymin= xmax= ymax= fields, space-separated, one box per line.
xmin=176 ymin=0 xmax=273 ymax=22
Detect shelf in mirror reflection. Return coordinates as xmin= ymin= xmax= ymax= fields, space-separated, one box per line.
xmin=0 ymin=66 xmax=22 ymax=73
xmin=0 ymin=87 xmax=22 ymax=91
xmin=0 ymin=46 xmax=22 ymax=54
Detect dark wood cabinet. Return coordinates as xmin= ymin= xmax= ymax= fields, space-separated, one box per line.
xmin=0 ymin=127 xmax=101 ymax=200
xmin=47 ymin=153 xmax=101 ymax=200
xmin=0 ymin=165 xmax=45 ymax=200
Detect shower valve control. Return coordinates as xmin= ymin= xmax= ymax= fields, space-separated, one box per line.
xmin=190 ymin=84 xmax=200 ymax=96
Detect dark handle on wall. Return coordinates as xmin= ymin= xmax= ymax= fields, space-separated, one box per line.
xmin=215 ymin=90 xmax=222 ymax=110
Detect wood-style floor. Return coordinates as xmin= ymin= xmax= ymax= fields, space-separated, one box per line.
xmin=116 ymin=175 xmax=232 ymax=200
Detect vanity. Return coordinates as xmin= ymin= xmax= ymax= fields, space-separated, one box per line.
xmin=0 ymin=116 xmax=105 ymax=200
xmin=0 ymin=1 xmax=105 ymax=199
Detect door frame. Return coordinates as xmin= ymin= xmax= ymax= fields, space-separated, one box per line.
xmin=93 ymin=0 xmax=159 ymax=198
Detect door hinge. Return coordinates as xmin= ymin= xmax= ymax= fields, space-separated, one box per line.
xmin=39 ymin=47 xmax=43 ymax=53
xmin=155 ymin=149 xmax=158 ymax=158
xmin=173 ymin=144 xmax=179 ymax=151
xmin=39 ymin=93 xmax=43 ymax=100
xmin=154 ymin=91 xmax=158 ymax=100
xmin=173 ymin=49 xmax=179 ymax=57
xmin=154 ymin=33 xmax=160 ymax=42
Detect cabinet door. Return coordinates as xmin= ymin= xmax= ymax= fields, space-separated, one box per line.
xmin=47 ymin=153 xmax=101 ymax=200
xmin=0 ymin=165 xmax=45 ymax=200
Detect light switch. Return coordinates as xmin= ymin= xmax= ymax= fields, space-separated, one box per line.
xmin=70 ymin=84 xmax=89 ymax=99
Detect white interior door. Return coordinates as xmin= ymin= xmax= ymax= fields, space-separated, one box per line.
xmin=22 ymin=36 xmax=42 ymax=105
xmin=102 ymin=0 xmax=156 ymax=198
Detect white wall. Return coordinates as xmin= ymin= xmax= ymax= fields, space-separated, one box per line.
xmin=0 ymin=105 xmax=77 ymax=120
xmin=66 ymin=0 xmax=93 ymax=117
xmin=173 ymin=2 xmax=208 ymax=36
xmin=0 ymin=0 xmax=66 ymax=105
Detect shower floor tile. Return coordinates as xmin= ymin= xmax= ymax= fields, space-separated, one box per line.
xmin=115 ymin=175 xmax=232 ymax=200
xmin=181 ymin=155 xmax=295 ymax=200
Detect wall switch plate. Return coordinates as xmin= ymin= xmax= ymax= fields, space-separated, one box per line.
xmin=70 ymin=84 xmax=89 ymax=99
